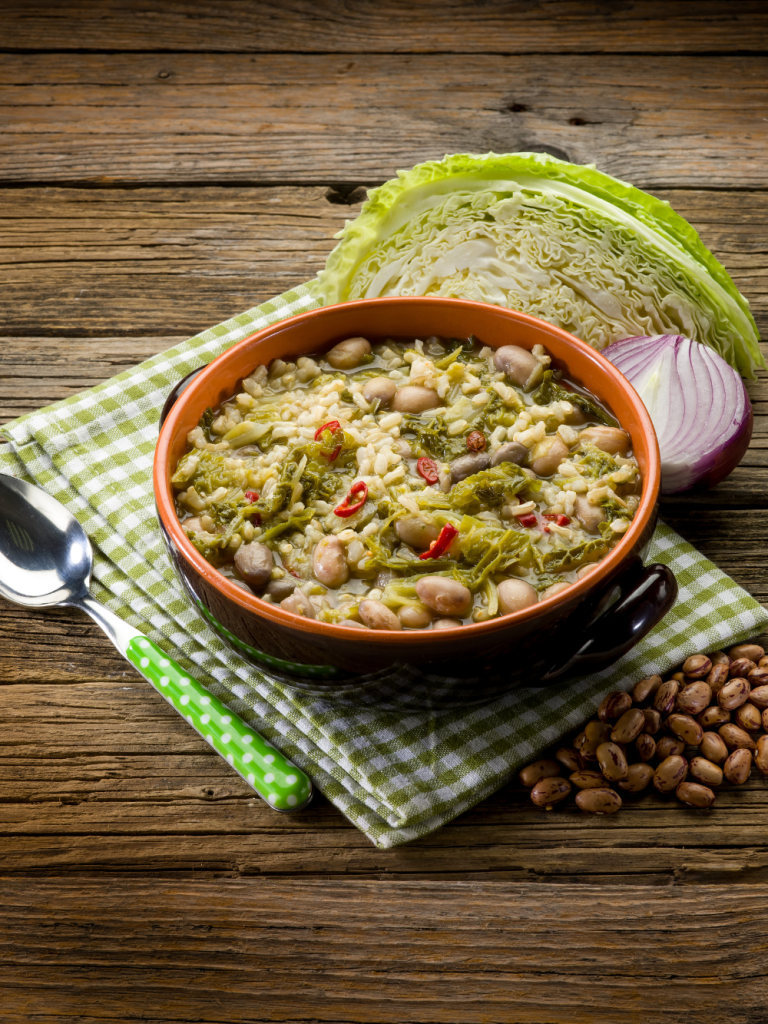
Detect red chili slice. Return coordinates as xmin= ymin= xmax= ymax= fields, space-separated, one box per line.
xmin=314 ymin=420 xmax=341 ymax=442
xmin=543 ymin=514 xmax=571 ymax=526
xmin=417 ymin=457 xmax=440 ymax=485
xmin=334 ymin=480 xmax=368 ymax=518
xmin=516 ymin=513 xmax=538 ymax=528
xmin=419 ymin=523 xmax=459 ymax=560
xmin=244 ymin=491 xmax=259 ymax=503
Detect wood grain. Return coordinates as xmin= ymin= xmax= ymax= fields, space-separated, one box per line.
xmin=3 ymin=0 xmax=768 ymax=54
xmin=1 ymin=879 xmax=767 ymax=1023
xmin=2 ymin=54 xmax=768 ymax=187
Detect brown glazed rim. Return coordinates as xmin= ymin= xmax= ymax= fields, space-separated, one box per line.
xmin=154 ymin=297 xmax=660 ymax=648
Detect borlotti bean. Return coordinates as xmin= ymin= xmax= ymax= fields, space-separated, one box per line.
xmin=617 ymin=763 xmax=655 ymax=793
xmin=575 ymin=789 xmax=622 ymax=815
xmin=698 ymin=706 xmax=731 ymax=729
xmin=519 ymin=759 xmax=561 ymax=788
xmin=689 ymin=757 xmax=724 ymax=787
xmin=642 ymin=709 xmax=662 ymax=735
xmin=676 ymin=682 xmax=712 ymax=715
xmin=723 ymin=749 xmax=752 ymax=785
xmin=635 ymin=733 xmax=656 ymax=762
xmin=734 ymin=703 xmax=762 ymax=733
xmin=555 ymin=747 xmax=584 ymax=773
xmin=676 ymin=782 xmax=716 ymax=808
xmin=706 ymin=662 xmax=730 ymax=695
xmin=632 ymin=675 xmax=662 ymax=703
xmin=596 ymin=742 xmax=629 ymax=781
xmin=717 ymin=678 xmax=751 ymax=711
xmin=520 ymin=642 xmax=768 ymax=817
xmin=653 ymin=680 xmax=679 ymax=715
xmin=667 ymin=713 xmax=704 ymax=746
xmin=683 ymin=655 xmax=712 ymax=679
xmin=700 ymin=732 xmax=729 ymax=764
xmin=729 ymin=644 xmax=765 ymax=663
xmin=654 ymin=755 xmax=689 ymax=794
xmin=598 ymin=691 xmax=633 ymax=723
xmin=611 ymin=708 xmax=645 ymax=744
xmin=728 ymin=658 xmax=756 ymax=679
xmin=569 ymin=770 xmax=606 ymax=790
xmin=656 ymin=736 xmax=686 ymax=760
xmin=530 ymin=777 xmax=572 ymax=808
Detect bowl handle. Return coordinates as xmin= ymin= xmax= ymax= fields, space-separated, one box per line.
xmin=538 ymin=560 xmax=677 ymax=685
xmin=159 ymin=366 xmax=207 ymax=429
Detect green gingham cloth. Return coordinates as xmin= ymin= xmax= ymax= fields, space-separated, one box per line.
xmin=2 ymin=284 xmax=767 ymax=848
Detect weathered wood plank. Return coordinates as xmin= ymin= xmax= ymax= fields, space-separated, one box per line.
xmin=1 ymin=879 xmax=767 ymax=1023
xmin=2 ymin=0 xmax=767 ymax=54
xmin=0 ymin=186 xmax=766 ymax=346
xmin=1 ymin=54 xmax=768 ymax=186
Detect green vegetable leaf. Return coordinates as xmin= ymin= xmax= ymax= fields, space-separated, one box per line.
xmin=532 ymin=371 xmax=617 ymax=427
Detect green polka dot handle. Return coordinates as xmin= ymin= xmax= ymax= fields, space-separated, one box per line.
xmin=126 ymin=636 xmax=312 ymax=811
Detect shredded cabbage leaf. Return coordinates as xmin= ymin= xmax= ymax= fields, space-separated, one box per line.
xmin=313 ymin=152 xmax=762 ymax=378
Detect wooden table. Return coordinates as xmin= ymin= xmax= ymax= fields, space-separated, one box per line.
xmin=2 ymin=4 xmax=768 ymax=1020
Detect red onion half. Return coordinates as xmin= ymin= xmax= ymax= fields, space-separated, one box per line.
xmin=604 ymin=335 xmax=752 ymax=495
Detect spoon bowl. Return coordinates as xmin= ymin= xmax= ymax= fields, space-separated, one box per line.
xmin=0 ymin=475 xmax=92 ymax=606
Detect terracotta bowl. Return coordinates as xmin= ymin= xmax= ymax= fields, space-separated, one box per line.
xmin=154 ymin=297 xmax=675 ymax=710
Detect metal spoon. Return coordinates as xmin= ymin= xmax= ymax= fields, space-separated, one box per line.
xmin=0 ymin=474 xmax=312 ymax=812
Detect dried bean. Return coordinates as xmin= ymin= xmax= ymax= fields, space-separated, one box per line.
xmin=728 ymin=658 xmax=756 ymax=679
xmin=642 ymin=709 xmax=662 ymax=735
xmin=569 ymin=770 xmax=606 ymax=790
xmin=755 ymin=735 xmax=768 ymax=775
xmin=555 ymin=747 xmax=584 ymax=773
xmin=700 ymin=731 xmax=729 ymax=765
xmin=653 ymin=680 xmax=679 ymax=715
xmin=683 ymin=654 xmax=712 ymax=679
xmin=734 ymin=703 xmax=762 ymax=732
xmin=670 ymin=671 xmax=686 ymax=684
xmin=656 ymin=735 xmax=686 ymax=759
xmin=667 ymin=713 xmax=704 ymax=746
xmin=706 ymin=662 xmax=730 ymax=695
xmin=581 ymin=720 xmax=612 ymax=760
xmin=676 ymin=782 xmax=716 ymax=808
xmin=723 ymin=748 xmax=752 ymax=785
xmin=748 ymin=685 xmax=768 ymax=710
xmin=729 ymin=643 xmax=764 ymax=663
xmin=689 ymin=756 xmax=724 ymax=787
xmin=598 ymin=691 xmax=633 ymax=723
xmin=711 ymin=650 xmax=731 ymax=666
xmin=717 ymin=678 xmax=751 ymax=711
xmin=676 ymin=681 xmax=712 ymax=715
xmin=759 ymin=656 xmax=768 ymax=670
xmin=530 ymin=776 xmax=572 ymax=808
xmin=698 ymin=706 xmax=731 ymax=729
xmin=654 ymin=755 xmax=689 ymax=794
xmin=632 ymin=675 xmax=662 ymax=703
xmin=575 ymin=788 xmax=622 ymax=815
xmin=635 ymin=733 xmax=657 ymax=762
xmin=596 ymin=742 xmax=629 ymax=781
xmin=610 ymin=708 xmax=646 ymax=744
xmin=718 ymin=723 xmax=757 ymax=751
xmin=748 ymin=667 xmax=768 ymax=688
xmin=519 ymin=759 xmax=561 ymax=788
xmin=617 ymin=763 xmax=655 ymax=793
xmin=764 ymin=709 xmax=768 ymax=731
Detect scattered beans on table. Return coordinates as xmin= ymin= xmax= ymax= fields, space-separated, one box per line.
xmin=520 ymin=641 xmax=768 ymax=815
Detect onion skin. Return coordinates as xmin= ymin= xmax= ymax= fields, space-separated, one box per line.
xmin=605 ymin=334 xmax=752 ymax=495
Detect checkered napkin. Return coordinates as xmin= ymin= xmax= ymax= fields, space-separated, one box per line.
xmin=2 ymin=284 xmax=767 ymax=848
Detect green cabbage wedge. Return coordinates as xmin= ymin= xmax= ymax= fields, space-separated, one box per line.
xmin=314 ymin=152 xmax=762 ymax=377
